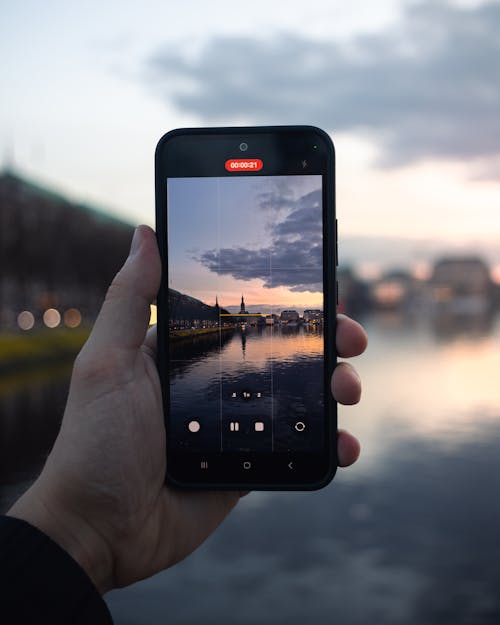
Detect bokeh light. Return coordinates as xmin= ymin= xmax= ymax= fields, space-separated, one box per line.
xmin=63 ymin=308 xmax=82 ymax=328
xmin=150 ymin=304 xmax=157 ymax=326
xmin=43 ymin=308 xmax=61 ymax=328
xmin=17 ymin=310 xmax=35 ymax=331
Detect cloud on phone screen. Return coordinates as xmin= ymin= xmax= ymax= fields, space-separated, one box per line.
xmin=197 ymin=189 xmax=322 ymax=292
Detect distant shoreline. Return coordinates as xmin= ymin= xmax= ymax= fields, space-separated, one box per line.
xmin=169 ymin=326 xmax=234 ymax=341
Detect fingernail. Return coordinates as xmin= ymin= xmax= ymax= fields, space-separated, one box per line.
xmin=130 ymin=227 xmax=141 ymax=255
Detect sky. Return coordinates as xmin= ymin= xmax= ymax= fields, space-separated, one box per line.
xmin=168 ymin=175 xmax=323 ymax=311
xmin=1 ymin=0 xmax=499 ymax=279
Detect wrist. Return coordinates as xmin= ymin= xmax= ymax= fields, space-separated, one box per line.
xmin=7 ymin=480 xmax=114 ymax=594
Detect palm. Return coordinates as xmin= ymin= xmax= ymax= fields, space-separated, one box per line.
xmin=48 ymin=341 xmax=239 ymax=588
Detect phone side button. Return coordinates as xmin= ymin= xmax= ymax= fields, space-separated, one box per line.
xmin=335 ymin=218 xmax=339 ymax=266
xmin=336 ymin=281 xmax=339 ymax=306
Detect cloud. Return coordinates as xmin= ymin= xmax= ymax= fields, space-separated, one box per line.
xmin=148 ymin=1 xmax=500 ymax=168
xmin=256 ymin=178 xmax=299 ymax=212
xmin=197 ymin=189 xmax=323 ymax=292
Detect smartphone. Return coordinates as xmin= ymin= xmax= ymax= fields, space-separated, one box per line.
xmin=155 ymin=126 xmax=337 ymax=490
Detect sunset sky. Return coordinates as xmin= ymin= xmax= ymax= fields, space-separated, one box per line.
xmin=168 ymin=175 xmax=323 ymax=311
xmin=1 ymin=0 xmax=499 ymax=279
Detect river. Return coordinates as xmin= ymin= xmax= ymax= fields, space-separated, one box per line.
xmin=169 ymin=324 xmax=325 ymax=454
xmin=2 ymin=312 xmax=500 ymax=624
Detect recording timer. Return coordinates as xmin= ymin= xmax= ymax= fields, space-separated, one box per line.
xmin=225 ymin=158 xmax=264 ymax=171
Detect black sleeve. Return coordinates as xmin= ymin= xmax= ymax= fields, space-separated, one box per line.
xmin=0 ymin=515 xmax=113 ymax=625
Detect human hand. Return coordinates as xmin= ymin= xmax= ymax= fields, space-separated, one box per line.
xmin=8 ymin=225 xmax=367 ymax=594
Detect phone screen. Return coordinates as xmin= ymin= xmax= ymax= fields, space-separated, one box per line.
xmin=156 ymin=127 xmax=336 ymax=489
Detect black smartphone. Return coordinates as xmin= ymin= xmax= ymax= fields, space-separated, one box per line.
xmin=155 ymin=126 xmax=337 ymax=490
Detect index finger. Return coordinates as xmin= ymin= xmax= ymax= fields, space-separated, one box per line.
xmin=336 ymin=314 xmax=368 ymax=358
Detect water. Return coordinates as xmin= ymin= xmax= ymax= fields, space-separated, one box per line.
xmin=2 ymin=313 xmax=500 ymax=623
xmin=0 ymin=362 xmax=72 ymax=508
xmin=169 ymin=325 xmax=325 ymax=453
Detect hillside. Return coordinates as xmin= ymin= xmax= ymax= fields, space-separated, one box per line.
xmin=168 ymin=289 xmax=228 ymax=320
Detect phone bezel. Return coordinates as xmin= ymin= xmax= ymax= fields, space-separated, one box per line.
xmin=155 ymin=126 xmax=337 ymax=490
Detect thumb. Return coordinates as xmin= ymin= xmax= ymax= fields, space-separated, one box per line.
xmin=86 ymin=225 xmax=161 ymax=352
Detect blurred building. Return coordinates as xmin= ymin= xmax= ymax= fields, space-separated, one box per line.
xmin=0 ymin=169 xmax=134 ymax=330
xmin=429 ymin=256 xmax=493 ymax=315
xmin=371 ymin=270 xmax=420 ymax=312
xmin=337 ymin=267 xmax=371 ymax=316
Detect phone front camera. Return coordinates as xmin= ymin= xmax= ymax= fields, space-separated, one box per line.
xmin=239 ymin=142 xmax=248 ymax=152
